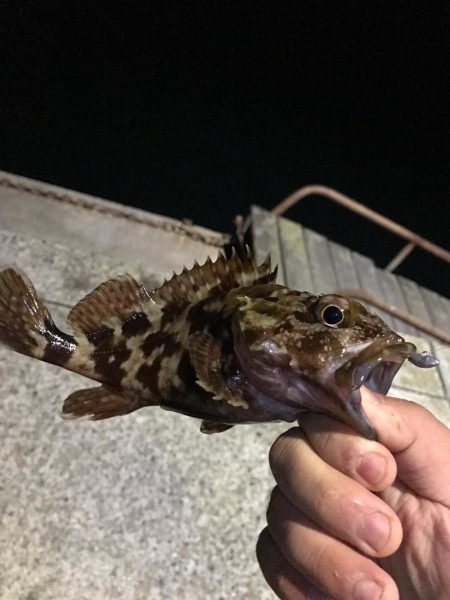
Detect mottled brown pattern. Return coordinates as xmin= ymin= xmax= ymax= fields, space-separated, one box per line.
xmin=160 ymin=301 xmax=189 ymax=329
xmin=93 ymin=340 xmax=131 ymax=388
xmin=0 ymin=253 xmax=433 ymax=437
xmin=141 ymin=330 xmax=179 ymax=357
xmin=136 ymin=356 xmax=163 ymax=397
xmin=185 ymin=298 xmax=213 ymax=330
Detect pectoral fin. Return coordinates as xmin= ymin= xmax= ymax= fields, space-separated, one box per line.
xmin=61 ymin=385 xmax=146 ymax=420
xmin=200 ymin=420 xmax=234 ymax=434
xmin=188 ymin=331 xmax=248 ymax=408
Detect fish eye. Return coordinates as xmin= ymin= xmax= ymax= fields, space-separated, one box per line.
xmin=320 ymin=304 xmax=345 ymax=327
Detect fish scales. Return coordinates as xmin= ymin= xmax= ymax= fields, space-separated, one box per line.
xmin=0 ymin=252 xmax=438 ymax=438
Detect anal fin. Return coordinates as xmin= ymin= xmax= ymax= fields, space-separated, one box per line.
xmin=200 ymin=420 xmax=234 ymax=434
xmin=62 ymin=385 xmax=146 ymax=420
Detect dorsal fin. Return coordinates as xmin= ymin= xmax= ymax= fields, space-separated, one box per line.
xmin=67 ymin=274 xmax=151 ymax=336
xmin=150 ymin=250 xmax=276 ymax=308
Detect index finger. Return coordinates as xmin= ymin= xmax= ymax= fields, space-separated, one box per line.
xmin=297 ymin=410 xmax=397 ymax=492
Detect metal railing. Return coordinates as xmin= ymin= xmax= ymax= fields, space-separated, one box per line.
xmin=272 ymin=184 xmax=450 ymax=272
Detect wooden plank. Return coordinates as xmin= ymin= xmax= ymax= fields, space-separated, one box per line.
xmin=418 ymin=289 xmax=450 ymax=396
xmin=432 ymin=295 xmax=450 ymax=397
xmin=329 ymin=241 xmax=360 ymax=290
xmin=435 ymin=343 xmax=450 ymax=398
xmin=251 ymin=206 xmax=285 ymax=284
xmin=439 ymin=294 xmax=450 ymax=324
xmin=376 ymin=269 xmax=416 ymax=335
xmin=420 ymin=287 xmax=450 ymax=331
xmin=278 ymin=216 xmax=314 ymax=292
xmin=398 ymin=276 xmax=430 ymax=322
xmin=303 ymin=228 xmax=338 ymax=294
xmin=352 ymin=252 xmax=393 ymax=326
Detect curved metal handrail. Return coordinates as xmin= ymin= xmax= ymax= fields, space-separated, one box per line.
xmin=336 ymin=288 xmax=450 ymax=344
xmin=272 ymin=184 xmax=450 ymax=272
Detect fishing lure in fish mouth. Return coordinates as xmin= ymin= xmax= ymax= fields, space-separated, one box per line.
xmin=0 ymin=252 xmax=439 ymax=440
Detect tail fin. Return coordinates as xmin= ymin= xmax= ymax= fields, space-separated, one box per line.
xmin=0 ymin=267 xmax=76 ymax=363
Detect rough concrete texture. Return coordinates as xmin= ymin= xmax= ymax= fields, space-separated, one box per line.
xmin=0 ymin=171 xmax=226 ymax=281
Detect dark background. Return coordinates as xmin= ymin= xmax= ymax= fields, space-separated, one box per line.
xmin=1 ymin=2 xmax=449 ymax=295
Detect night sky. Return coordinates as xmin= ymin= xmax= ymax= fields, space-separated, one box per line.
xmin=1 ymin=2 xmax=449 ymax=296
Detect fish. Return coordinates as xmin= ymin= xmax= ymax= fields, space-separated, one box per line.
xmin=0 ymin=251 xmax=439 ymax=439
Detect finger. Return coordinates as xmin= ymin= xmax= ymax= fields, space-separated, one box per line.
xmin=266 ymin=487 xmax=399 ymax=600
xmin=361 ymin=387 xmax=450 ymax=505
xmin=269 ymin=430 xmax=403 ymax=557
xmin=298 ymin=412 xmax=397 ymax=492
xmin=256 ymin=527 xmax=332 ymax=600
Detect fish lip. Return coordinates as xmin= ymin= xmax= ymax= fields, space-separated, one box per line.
xmin=345 ymin=387 xmax=378 ymax=440
xmin=349 ymin=339 xmax=416 ymax=394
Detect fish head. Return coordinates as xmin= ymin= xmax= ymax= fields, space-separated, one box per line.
xmin=233 ymin=289 xmax=423 ymax=439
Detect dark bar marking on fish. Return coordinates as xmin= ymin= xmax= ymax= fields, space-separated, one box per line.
xmin=141 ymin=330 xmax=179 ymax=357
xmin=42 ymin=317 xmax=77 ymax=366
xmin=186 ymin=300 xmax=210 ymax=328
xmin=136 ymin=356 xmax=163 ymax=397
xmin=186 ymin=301 xmax=224 ymax=336
xmin=93 ymin=340 xmax=131 ymax=387
xmin=121 ymin=312 xmax=151 ymax=338
xmin=176 ymin=349 xmax=197 ymax=389
xmin=160 ymin=301 xmax=189 ymax=329
xmin=86 ymin=326 xmax=114 ymax=347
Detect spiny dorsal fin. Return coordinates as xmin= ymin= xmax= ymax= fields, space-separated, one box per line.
xmin=67 ymin=274 xmax=152 ymax=336
xmin=150 ymin=250 xmax=276 ymax=308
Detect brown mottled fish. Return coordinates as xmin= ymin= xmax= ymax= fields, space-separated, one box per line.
xmin=0 ymin=252 xmax=438 ymax=439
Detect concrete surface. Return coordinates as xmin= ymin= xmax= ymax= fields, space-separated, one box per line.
xmin=0 ymin=171 xmax=226 ymax=280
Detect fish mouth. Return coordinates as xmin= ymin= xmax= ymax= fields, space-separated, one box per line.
xmin=351 ymin=341 xmax=417 ymax=394
xmin=232 ymin=313 xmax=439 ymax=440
xmin=335 ymin=339 xmax=418 ymax=439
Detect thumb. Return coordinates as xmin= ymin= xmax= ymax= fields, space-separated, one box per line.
xmin=361 ymin=386 xmax=450 ymax=506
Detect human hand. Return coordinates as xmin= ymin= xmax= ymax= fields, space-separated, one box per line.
xmin=257 ymin=387 xmax=450 ymax=599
